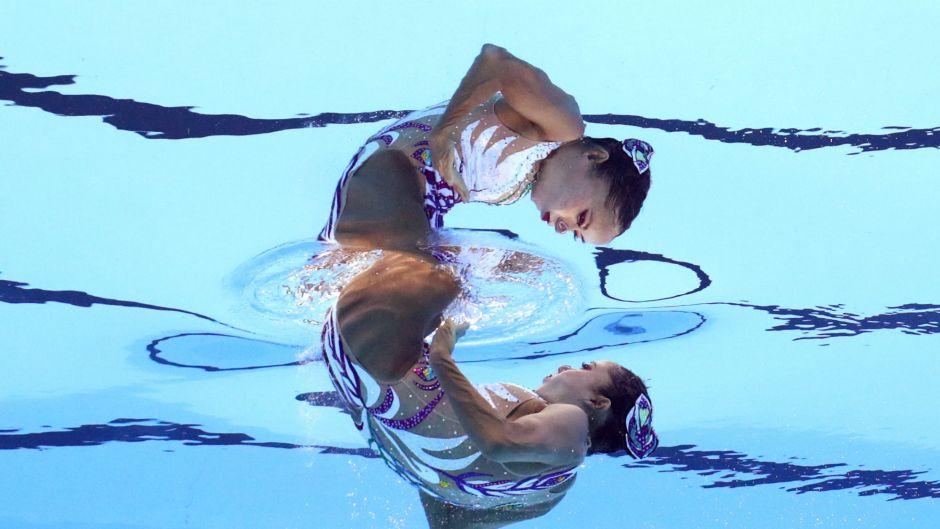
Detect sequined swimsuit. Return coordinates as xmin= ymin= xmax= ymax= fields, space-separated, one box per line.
xmin=318 ymin=95 xmax=562 ymax=243
xmin=320 ymin=305 xmax=577 ymax=508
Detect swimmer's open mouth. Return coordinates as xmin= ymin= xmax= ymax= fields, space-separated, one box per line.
xmin=541 ymin=211 xmax=550 ymax=224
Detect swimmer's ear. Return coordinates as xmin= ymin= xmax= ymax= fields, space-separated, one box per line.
xmin=589 ymin=395 xmax=611 ymax=412
xmin=583 ymin=141 xmax=610 ymax=165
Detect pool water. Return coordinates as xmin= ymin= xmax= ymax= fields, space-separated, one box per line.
xmin=2 ymin=2 xmax=939 ymax=528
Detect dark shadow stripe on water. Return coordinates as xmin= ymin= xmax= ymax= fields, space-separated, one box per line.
xmin=718 ymin=302 xmax=940 ymax=340
xmin=594 ymin=247 xmax=712 ymax=303
xmin=0 ymin=66 xmax=406 ymax=139
xmin=0 ymin=279 xmax=240 ymax=329
xmin=0 ymin=418 xmax=377 ymax=458
xmin=2 ymin=63 xmax=939 ymax=153
xmin=146 ymin=332 xmax=302 ymax=372
xmin=621 ymin=444 xmax=940 ymax=501
xmin=583 ymin=113 xmax=940 ymax=154
xmin=627 ymin=301 xmax=940 ymax=341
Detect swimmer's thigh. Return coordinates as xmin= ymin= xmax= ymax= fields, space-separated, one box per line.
xmin=334 ymin=150 xmax=429 ymax=249
xmin=337 ymin=252 xmax=459 ymax=383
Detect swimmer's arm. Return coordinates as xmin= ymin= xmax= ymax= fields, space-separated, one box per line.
xmin=429 ymin=321 xmax=586 ymax=467
xmin=431 ymin=44 xmax=584 ymax=197
xmin=437 ymin=44 xmax=584 ymax=142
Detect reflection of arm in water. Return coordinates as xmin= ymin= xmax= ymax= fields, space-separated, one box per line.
xmin=429 ymin=44 xmax=585 ymax=198
xmin=429 ymin=320 xmax=588 ymax=467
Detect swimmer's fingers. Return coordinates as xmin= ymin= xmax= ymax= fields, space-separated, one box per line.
xmin=430 ymin=318 xmax=469 ymax=357
xmin=453 ymin=321 xmax=469 ymax=340
xmin=433 ymin=146 xmax=457 ymax=188
xmin=430 ymin=319 xmax=458 ymax=357
xmin=430 ymin=135 xmax=469 ymax=202
xmin=447 ymin=172 xmax=471 ymax=203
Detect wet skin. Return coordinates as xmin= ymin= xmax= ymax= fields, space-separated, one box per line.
xmin=530 ymin=141 xmax=622 ymax=246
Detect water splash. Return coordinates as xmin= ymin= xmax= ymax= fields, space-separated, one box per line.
xmin=227 ymin=232 xmax=586 ymax=347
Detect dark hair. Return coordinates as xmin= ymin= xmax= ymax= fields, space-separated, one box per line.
xmin=588 ymin=365 xmax=649 ymax=455
xmin=588 ymin=137 xmax=652 ymax=234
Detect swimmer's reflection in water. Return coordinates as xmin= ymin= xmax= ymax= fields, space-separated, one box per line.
xmin=321 ymin=251 xmax=658 ymax=527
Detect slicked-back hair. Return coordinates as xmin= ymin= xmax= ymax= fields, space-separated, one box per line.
xmin=589 ymin=365 xmax=649 ymax=455
xmin=588 ymin=137 xmax=652 ymax=235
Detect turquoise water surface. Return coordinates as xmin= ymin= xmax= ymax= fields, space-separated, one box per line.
xmin=2 ymin=2 xmax=939 ymax=528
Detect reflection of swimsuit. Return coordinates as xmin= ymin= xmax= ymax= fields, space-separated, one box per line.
xmin=320 ymin=304 xmax=577 ymax=508
xmin=317 ymin=95 xmax=562 ymax=243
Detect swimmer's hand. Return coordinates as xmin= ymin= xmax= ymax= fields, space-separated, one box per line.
xmin=429 ymin=129 xmax=470 ymax=202
xmin=430 ymin=318 xmax=469 ymax=358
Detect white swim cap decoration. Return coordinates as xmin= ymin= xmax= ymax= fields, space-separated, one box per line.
xmin=622 ymin=138 xmax=654 ymax=174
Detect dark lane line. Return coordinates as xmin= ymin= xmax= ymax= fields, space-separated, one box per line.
xmin=719 ymin=302 xmax=940 ymax=340
xmin=4 ymin=417 xmax=934 ymax=501
xmin=0 ymin=279 xmax=240 ymax=330
xmin=0 ymin=418 xmax=376 ymax=458
xmin=0 ymin=66 xmax=406 ymax=139
xmin=623 ymin=444 xmax=940 ymax=501
xmin=2 ymin=63 xmax=939 ymax=153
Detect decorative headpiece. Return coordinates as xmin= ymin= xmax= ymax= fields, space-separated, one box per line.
xmin=622 ymin=138 xmax=654 ymax=174
xmin=624 ymin=393 xmax=658 ymax=459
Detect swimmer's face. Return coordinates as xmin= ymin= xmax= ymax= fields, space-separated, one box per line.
xmin=536 ymin=360 xmax=619 ymax=405
xmin=531 ymin=142 xmax=620 ymax=245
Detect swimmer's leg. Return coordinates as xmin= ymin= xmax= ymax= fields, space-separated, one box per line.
xmin=333 ymin=149 xmax=430 ymax=250
xmin=336 ymin=251 xmax=459 ymax=383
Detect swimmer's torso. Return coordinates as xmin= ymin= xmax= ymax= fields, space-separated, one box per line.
xmin=321 ymin=307 xmax=577 ymax=508
xmin=318 ymin=95 xmax=562 ymax=242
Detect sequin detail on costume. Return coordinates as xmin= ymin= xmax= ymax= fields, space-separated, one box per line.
xmin=321 ymin=305 xmax=579 ymax=506
xmin=454 ymin=103 xmax=562 ymax=205
xmin=439 ymin=466 xmax=578 ymax=499
xmin=373 ymin=390 xmax=445 ymax=430
xmin=419 ymin=151 xmax=462 ymax=228
xmin=412 ymin=146 xmax=433 ymax=167
xmin=413 ymin=344 xmax=440 ymax=391
xmin=371 ymin=387 xmax=395 ymax=415
xmin=384 ymin=120 xmax=433 ymax=134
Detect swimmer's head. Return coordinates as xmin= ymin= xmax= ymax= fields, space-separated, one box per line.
xmin=536 ymin=360 xmax=656 ymax=456
xmin=590 ymin=362 xmax=656 ymax=456
xmin=531 ymin=137 xmax=652 ymax=245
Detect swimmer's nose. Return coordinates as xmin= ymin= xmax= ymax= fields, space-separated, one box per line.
xmin=554 ymin=218 xmax=568 ymax=234
xmin=557 ymin=365 xmax=572 ymax=373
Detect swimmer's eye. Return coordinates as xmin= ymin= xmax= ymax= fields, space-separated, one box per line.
xmin=577 ymin=210 xmax=587 ymax=227
xmin=581 ymin=362 xmax=592 ymax=370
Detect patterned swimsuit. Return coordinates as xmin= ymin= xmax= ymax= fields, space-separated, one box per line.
xmin=318 ymin=95 xmax=562 ymax=243
xmin=321 ymin=305 xmax=577 ymax=508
